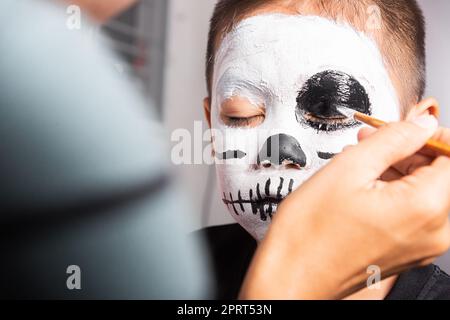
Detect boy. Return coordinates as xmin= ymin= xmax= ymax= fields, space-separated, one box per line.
xmin=199 ymin=0 xmax=450 ymax=299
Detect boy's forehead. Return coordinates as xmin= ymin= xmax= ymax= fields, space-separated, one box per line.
xmin=213 ymin=14 xmax=385 ymax=94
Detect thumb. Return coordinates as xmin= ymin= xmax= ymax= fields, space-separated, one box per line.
xmin=344 ymin=115 xmax=438 ymax=181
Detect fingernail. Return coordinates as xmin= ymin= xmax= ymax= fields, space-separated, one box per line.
xmin=411 ymin=115 xmax=438 ymax=130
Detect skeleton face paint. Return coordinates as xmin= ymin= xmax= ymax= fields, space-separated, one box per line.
xmin=211 ymin=14 xmax=400 ymax=241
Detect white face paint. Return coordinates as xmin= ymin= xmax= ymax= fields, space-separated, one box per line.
xmin=211 ymin=14 xmax=400 ymax=241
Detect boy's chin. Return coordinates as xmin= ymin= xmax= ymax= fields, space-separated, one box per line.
xmin=228 ymin=210 xmax=274 ymax=242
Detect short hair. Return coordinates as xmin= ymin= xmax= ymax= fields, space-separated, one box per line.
xmin=205 ymin=0 xmax=426 ymax=112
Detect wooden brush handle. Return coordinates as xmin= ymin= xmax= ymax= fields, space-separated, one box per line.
xmin=354 ymin=112 xmax=450 ymax=157
xmin=354 ymin=112 xmax=386 ymax=128
xmin=426 ymin=139 xmax=450 ymax=157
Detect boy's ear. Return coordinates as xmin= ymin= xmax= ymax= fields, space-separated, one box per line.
xmin=405 ymin=97 xmax=440 ymax=121
xmin=203 ymin=97 xmax=212 ymax=128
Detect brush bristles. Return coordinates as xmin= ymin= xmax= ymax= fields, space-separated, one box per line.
xmin=336 ymin=106 xmax=356 ymax=119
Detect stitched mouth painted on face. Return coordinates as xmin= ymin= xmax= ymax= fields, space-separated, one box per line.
xmin=222 ymin=177 xmax=294 ymax=222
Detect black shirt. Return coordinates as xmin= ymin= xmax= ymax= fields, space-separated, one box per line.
xmin=195 ymin=223 xmax=450 ymax=300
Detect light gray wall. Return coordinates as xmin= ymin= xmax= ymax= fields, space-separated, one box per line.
xmin=419 ymin=0 xmax=450 ymax=126
xmin=163 ymin=0 xmax=450 ymax=272
xmin=163 ymin=0 xmax=233 ymax=230
xmin=418 ymin=0 xmax=450 ymax=272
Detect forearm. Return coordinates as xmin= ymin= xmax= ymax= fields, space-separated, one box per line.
xmin=239 ymin=224 xmax=369 ymax=300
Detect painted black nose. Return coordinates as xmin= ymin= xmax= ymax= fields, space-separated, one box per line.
xmin=257 ymin=134 xmax=307 ymax=168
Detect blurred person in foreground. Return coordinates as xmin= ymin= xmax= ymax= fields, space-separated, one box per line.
xmin=0 ymin=0 xmax=210 ymax=299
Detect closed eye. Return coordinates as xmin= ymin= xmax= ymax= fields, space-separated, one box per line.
xmin=220 ymin=97 xmax=265 ymax=128
xmin=223 ymin=115 xmax=265 ymax=128
xmin=296 ymin=70 xmax=371 ymax=132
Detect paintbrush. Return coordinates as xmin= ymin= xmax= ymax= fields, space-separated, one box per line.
xmin=336 ymin=106 xmax=450 ymax=157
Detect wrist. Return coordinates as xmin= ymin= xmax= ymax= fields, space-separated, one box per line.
xmin=240 ymin=206 xmax=370 ymax=299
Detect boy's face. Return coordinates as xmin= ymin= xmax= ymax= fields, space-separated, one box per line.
xmin=210 ymin=14 xmax=400 ymax=241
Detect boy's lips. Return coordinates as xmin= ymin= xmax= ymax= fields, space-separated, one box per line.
xmin=222 ymin=177 xmax=294 ymax=221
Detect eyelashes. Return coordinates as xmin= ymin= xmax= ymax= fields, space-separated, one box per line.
xmin=301 ymin=111 xmax=353 ymax=131
xmin=296 ymin=70 xmax=371 ymax=132
xmin=222 ymin=115 xmax=265 ymax=128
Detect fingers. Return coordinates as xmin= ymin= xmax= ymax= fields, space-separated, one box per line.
xmin=392 ymin=154 xmax=433 ymax=176
xmin=380 ymin=168 xmax=403 ymax=182
xmin=432 ymin=127 xmax=450 ymax=144
xmin=360 ymin=127 xmax=450 ymax=159
xmin=357 ymin=127 xmax=376 ymax=141
xmin=418 ymin=128 xmax=450 ymax=157
xmin=344 ymin=116 xmax=438 ymax=182
xmin=358 ymin=126 xmax=440 ymax=177
xmin=358 ymin=126 xmax=433 ymax=177
xmin=381 ymin=156 xmax=450 ymax=263
xmin=401 ymin=156 xmax=450 ymax=214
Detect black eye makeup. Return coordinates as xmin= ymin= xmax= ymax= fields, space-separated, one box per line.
xmin=295 ymin=70 xmax=371 ymax=132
